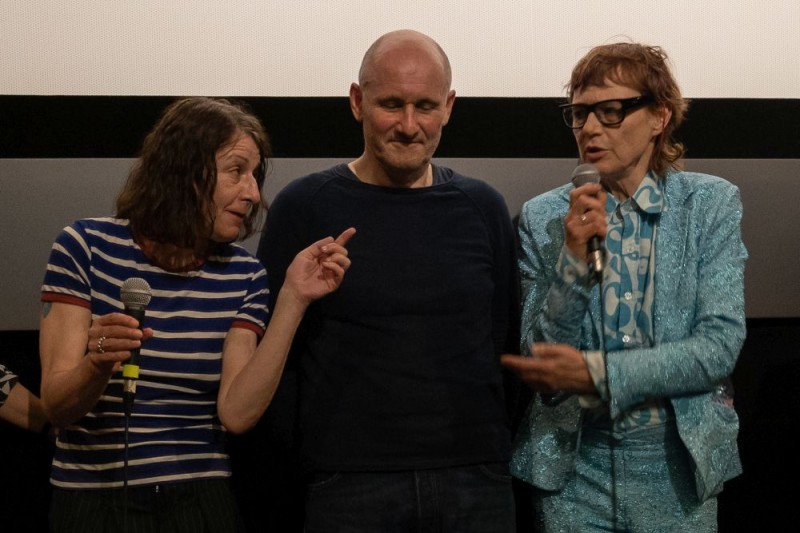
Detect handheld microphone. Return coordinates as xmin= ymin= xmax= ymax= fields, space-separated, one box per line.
xmin=120 ymin=277 xmax=152 ymax=417
xmin=570 ymin=163 xmax=605 ymax=281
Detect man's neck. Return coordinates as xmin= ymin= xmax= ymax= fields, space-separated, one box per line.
xmin=348 ymin=158 xmax=432 ymax=189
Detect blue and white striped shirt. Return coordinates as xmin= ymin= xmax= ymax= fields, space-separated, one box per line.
xmin=42 ymin=217 xmax=269 ymax=489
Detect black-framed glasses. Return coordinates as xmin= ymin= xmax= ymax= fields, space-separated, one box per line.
xmin=559 ymin=95 xmax=653 ymax=129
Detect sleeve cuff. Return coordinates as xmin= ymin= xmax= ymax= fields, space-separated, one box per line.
xmin=556 ymin=246 xmax=591 ymax=285
xmin=582 ymin=349 xmax=609 ymax=402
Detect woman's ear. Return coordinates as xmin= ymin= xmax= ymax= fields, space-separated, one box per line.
xmin=651 ymin=105 xmax=672 ymax=136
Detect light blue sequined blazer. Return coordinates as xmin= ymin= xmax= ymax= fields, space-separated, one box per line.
xmin=511 ymin=171 xmax=747 ymax=502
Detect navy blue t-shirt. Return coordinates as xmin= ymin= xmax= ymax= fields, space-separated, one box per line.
xmin=259 ymin=164 xmax=518 ymax=473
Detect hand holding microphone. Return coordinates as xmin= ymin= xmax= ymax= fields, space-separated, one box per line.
xmin=120 ymin=277 xmax=152 ymax=417
xmin=569 ymin=163 xmax=606 ymax=282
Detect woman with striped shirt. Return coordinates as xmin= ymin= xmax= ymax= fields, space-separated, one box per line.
xmin=39 ymin=97 xmax=354 ymax=532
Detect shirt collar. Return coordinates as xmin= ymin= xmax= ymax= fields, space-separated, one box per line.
xmin=606 ymin=171 xmax=665 ymax=215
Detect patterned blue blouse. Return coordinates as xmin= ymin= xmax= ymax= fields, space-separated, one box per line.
xmin=561 ymin=173 xmax=672 ymax=431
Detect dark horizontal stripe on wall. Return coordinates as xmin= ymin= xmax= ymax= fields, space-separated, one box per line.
xmin=1 ymin=96 xmax=798 ymax=158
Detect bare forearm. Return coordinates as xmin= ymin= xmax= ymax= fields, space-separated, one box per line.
xmin=39 ymin=303 xmax=119 ymax=427
xmin=42 ymin=356 xmax=114 ymax=427
xmin=218 ymin=287 xmax=307 ymax=434
xmin=218 ymin=229 xmax=353 ymax=433
xmin=0 ymin=383 xmax=50 ymax=431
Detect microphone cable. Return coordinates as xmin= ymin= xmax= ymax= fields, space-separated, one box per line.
xmin=595 ymin=277 xmax=619 ymax=533
xmin=118 ymin=277 xmax=152 ymax=533
xmin=123 ymin=407 xmax=131 ymax=533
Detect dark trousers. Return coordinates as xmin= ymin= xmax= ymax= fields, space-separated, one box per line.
xmin=304 ymin=463 xmax=516 ymax=533
xmin=49 ymin=478 xmax=244 ymax=533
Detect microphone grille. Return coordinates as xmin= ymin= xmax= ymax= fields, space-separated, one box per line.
xmin=120 ymin=277 xmax=152 ymax=309
xmin=571 ymin=163 xmax=601 ymax=187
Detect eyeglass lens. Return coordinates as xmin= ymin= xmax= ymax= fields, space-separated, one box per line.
xmin=564 ymin=100 xmax=628 ymax=128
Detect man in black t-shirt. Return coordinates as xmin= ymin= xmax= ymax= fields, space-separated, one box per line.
xmin=258 ymin=29 xmax=519 ymax=533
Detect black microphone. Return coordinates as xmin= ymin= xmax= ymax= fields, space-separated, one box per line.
xmin=120 ymin=277 xmax=152 ymax=417
xmin=571 ymin=163 xmax=605 ymax=281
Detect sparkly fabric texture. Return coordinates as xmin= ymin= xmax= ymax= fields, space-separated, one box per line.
xmin=577 ymin=173 xmax=671 ymax=431
xmin=534 ymin=424 xmax=718 ymax=532
xmin=512 ymin=171 xmax=747 ymax=503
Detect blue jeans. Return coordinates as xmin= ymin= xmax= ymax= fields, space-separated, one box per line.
xmin=304 ymin=463 xmax=516 ymax=533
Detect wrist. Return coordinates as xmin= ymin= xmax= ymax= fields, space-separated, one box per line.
xmin=277 ymin=285 xmax=311 ymax=314
xmin=86 ymin=352 xmax=116 ymax=378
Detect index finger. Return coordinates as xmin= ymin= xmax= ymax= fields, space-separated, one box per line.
xmin=531 ymin=342 xmax=576 ymax=360
xmin=576 ymin=182 xmax=603 ymax=194
xmin=500 ymin=354 xmax=529 ymax=368
xmin=96 ymin=312 xmax=141 ymax=329
xmin=334 ymin=227 xmax=357 ymax=246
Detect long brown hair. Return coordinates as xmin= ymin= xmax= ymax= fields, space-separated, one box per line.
xmin=568 ymin=42 xmax=688 ymax=176
xmin=117 ymin=97 xmax=270 ymax=268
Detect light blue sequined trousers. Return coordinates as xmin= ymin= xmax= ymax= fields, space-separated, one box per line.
xmin=531 ymin=422 xmax=717 ymax=532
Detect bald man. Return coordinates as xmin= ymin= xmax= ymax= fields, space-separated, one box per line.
xmin=258 ymin=30 xmax=518 ymax=532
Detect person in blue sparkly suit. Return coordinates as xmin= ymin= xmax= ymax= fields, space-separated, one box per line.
xmin=501 ymin=42 xmax=747 ymax=531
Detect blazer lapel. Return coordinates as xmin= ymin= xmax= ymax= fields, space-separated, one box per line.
xmin=652 ymin=180 xmax=690 ymax=340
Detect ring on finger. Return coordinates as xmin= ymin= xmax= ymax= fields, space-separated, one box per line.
xmin=580 ymin=214 xmax=588 ymax=224
xmin=97 ymin=336 xmax=107 ymax=354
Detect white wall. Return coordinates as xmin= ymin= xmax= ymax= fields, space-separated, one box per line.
xmin=2 ymin=2 xmax=798 ymax=328
xmin=2 ymin=0 xmax=799 ymax=97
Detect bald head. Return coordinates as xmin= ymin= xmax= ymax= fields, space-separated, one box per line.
xmin=358 ymin=30 xmax=452 ymax=90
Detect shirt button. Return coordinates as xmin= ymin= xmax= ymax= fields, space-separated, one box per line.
xmin=622 ymin=335 xmax=631 ymax=343
xmin=624 ymin=292 xmax=633 ymax=301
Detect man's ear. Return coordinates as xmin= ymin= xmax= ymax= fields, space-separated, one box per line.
xmin=441 ymin=89 xmax=456 ymax=126
xmin=349 ymin=83 xmax=364 ymax=123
